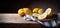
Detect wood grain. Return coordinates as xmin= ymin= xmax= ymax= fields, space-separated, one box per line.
xmin=0 ymin=13 xmax=36 ymax=23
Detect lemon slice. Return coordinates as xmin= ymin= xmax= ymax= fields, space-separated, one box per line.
xmin=38 ymin=9 xmax=43 ymax=15
xmin=33 ymin=8 xmax=39 ymax=13
xmin=45 ymin=8 xmax=53 ymax=17
xmin=23 ymin=8 xmax=32 ymax=16
xmin=18 ymin=9 xmax=25 ymax=17
xmin=38 ymin=13 xmax=47 ymax=20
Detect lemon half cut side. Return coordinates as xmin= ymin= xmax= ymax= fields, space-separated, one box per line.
xmin=32 ymin=13 xmax=40 ymax=18
xmin=38 ymin=13 xmax=47 ymax=20
xmin=45 ymin=8 xmax=53 ymax=17
xmin=37 ymin=8 xmax=53 ymax=20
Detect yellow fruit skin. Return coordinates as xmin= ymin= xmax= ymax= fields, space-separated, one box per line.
xmin=38 ymin=9 xmax=43 ymax=15
xmin=23 ymin=8 xmax=32 ymax=16
xmin=33 ymin=8 xmax=39 ymax=13
xmin=18 ymin=9 xmax=25 ymax=17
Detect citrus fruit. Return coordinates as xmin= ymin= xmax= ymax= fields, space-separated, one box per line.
xmin=18 ymin=9 xmax=25 ymax=17
xmin=38 ymin=13 xmax=47 ymax=20
xmin=45 ymin=8 xmax=53 ymax=17
xmin=38 ymin=9 xmax=43 ymax=15
xmin=23 ymin=8 xmax=32 ymax=16
xmin=33 ymin=8 xmax=39 ymax=13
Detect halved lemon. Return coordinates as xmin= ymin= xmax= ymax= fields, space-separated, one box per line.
xmin=18 ymin=9 xmax=25 ymax=17
xmin=45 ymin=8 xmax=53 ymax=17
xmin=37 ymin=8 xmax=53 ymax=20
xmin=23 ymin=8 xmax=32 ymax=16
xmin=38 ymin=13 xmax=47 ymax=20
xmin=32 ymin=13 xmax=39 ymax=18
xmin=33 ymin=8 xmax=39 ymax=13
xmin=38 ymin=9 xmax=43 ymax=15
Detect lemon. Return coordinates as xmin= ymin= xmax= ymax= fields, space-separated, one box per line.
xmin=18 ymin=9 xmax=25 ymax=17
xmin=33 ymin=8 xmax=39 ymax=13
xmin=38 ymin=13 xmax=47 ymax=20
xmin=37 ymin=8 xmax=53 ymax=20
xmin=45 ymin=8 xmax=53 ymax=17
xmin=38 ymin=9 xmax=43 ymax=15
xmin=32 ymin=8 xmax=43 ymax=18
xmin=23 ymin=8 xmax=32 ymax=16
xmin=32 ymin=13 xmax=39 ymax=18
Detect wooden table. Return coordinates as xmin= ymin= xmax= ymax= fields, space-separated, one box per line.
xmin=0 ymin=13 xmax=37 ymax=23
xmin=0 ymin=13 xmax=60 ymax=28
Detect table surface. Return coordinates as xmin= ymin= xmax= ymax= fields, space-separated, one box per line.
xmin=0 ymin=13 xmax=60 ymax=23
xmin=0 ymin=13 xmax=37 ymax=23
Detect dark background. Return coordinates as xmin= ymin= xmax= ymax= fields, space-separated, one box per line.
xmin=0 ymin=0 xmax=60 ymax=28
xmin=0 ymin=0 xmax=60 ymax=13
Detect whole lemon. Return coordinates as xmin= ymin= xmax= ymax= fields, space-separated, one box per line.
xmin=23 ymin=8 xmax=32 ymax=16
xmin=33 ymin=8 xmax=39 ymax=13
xmin=38 ymin=9 xmax=43 ymax=15
xmin=18 ymin=9 xmax=25 ymax=17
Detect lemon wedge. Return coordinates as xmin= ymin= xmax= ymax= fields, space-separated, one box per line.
xmin=18 ymin=9 xmax=25 ymax=17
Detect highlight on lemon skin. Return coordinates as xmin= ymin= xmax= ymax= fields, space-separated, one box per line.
xmin=18 ymin=8 xmax=25 ymax=17
xmin=38 ymin=9 xmax=43 ymax=15
xmin=32 ymin=8 xmax=39 ymax=13
xmin=23 ymin=8 xmax=32 ymax=16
